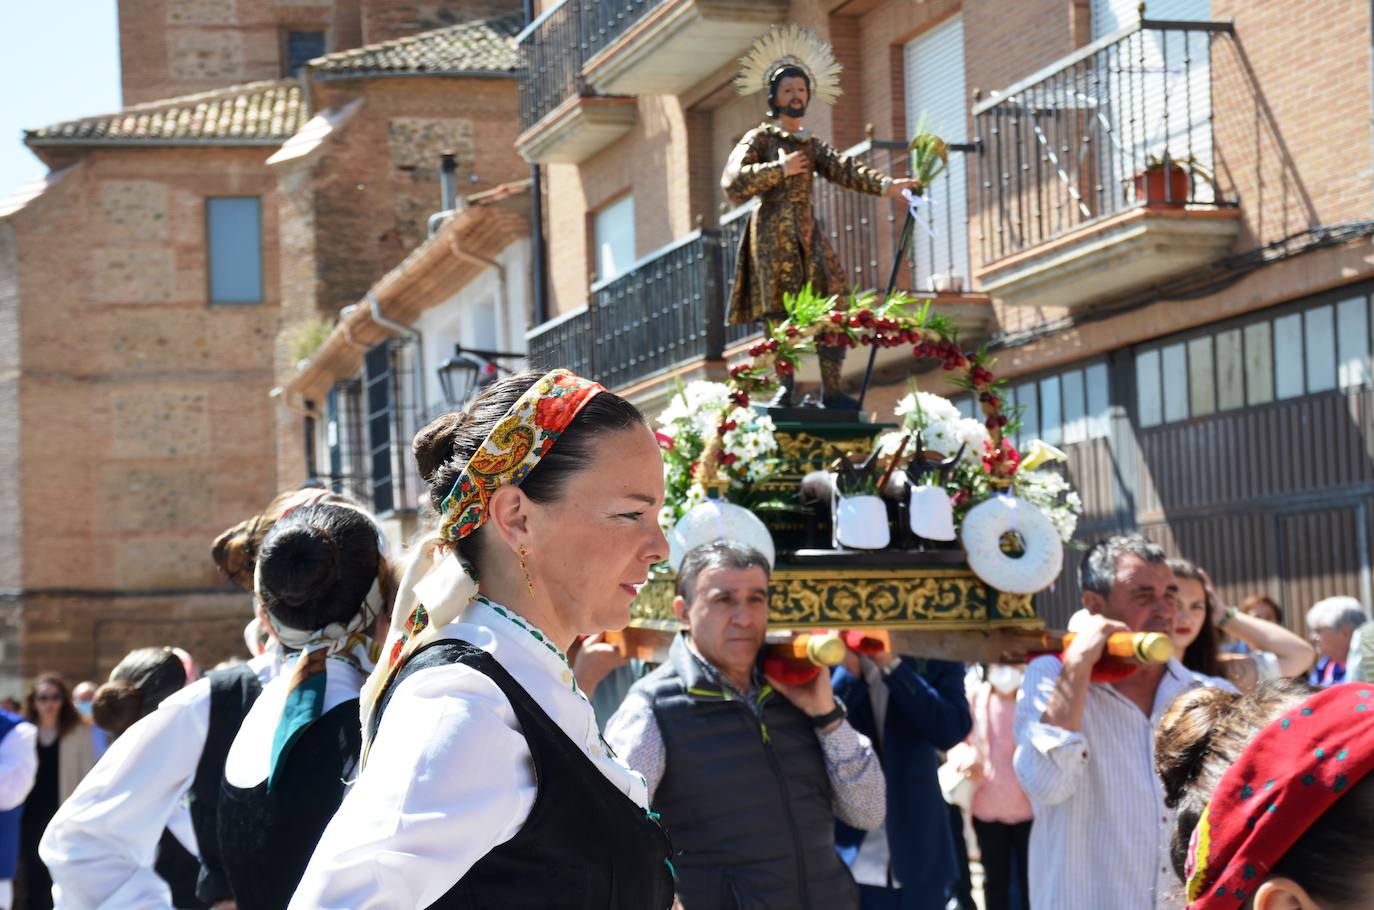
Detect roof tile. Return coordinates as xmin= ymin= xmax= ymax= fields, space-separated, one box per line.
xmin=310 ymin=14 xmax=522 ymax=77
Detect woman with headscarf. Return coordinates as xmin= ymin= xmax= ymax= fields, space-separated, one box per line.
xmin=291 ymin=369 xmax=675 ymax=910
xmin=215 ymin=502 xmax=389 ymax=909
xmin=40 ymin=489 xmax=381 ymax=910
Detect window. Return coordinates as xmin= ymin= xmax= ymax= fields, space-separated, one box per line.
xmin=961 ymin=361 xmax=1111 ymax=446
xmin=206 ymin=197 xmax=263 ymax=304
xmin=326 ymin=379 xmax=367 ymax=502
xmin=284 ymin=30 xmax=326 ymax=76
xmin=364 ymin=342 xmax=396 ymax=515
xmin=593 ymin=194 xmax=635 ymax=283
xmin=1134 ymin=292 xmax=1373 ymax=426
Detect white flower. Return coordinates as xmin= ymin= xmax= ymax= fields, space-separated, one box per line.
xmin=876 ymin=431 xmax=908 ymax=458
xmin=897 ymin=390 xmax=962 ymax=426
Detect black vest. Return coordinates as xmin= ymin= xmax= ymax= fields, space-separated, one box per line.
xmin=190 ymin=663 xmax=262 ymax=906
xmin=217 ymin=699 xmax=361 ymax=910
xmin=373 ymin=640 xmax=675 ymax=910
xmin=634 ymin=634 xmax=859 ymax=910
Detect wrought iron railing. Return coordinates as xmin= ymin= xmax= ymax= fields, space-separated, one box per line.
xmin=517 ymin=0 xmax=668 ymax=134
xmin=527 ymin=306 xmax=595 ymax=377
xmin=974 ymin=18 xmax=1236 ymax=263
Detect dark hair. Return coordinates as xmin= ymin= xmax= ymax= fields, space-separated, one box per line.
xmin=24 ymin=673 xmax=82 ymax=738
xmin=1156 ymin=680 xmax=1374 ymax=907
xmin=413 ymin=370 xmax=645 ymax=571
xmin=676 ymin=541 xmax=771 ymax=602
xmin=256 ymin=503 xmax=381 ymax=632
xmin=1168 ymin=558 xmax=1223 ymax=679
xmin=92 ymin=648 xmax=188 ymax=738
xmin=1079 ymin=534 xmax=1168 ymax=597
xmin=212 ymin=486 xmax=364 ymax=591
xmin=1241 ymin=594 xmax=1284 ymax=625
xmin=767 ymin=65 xmax=811 ymax=117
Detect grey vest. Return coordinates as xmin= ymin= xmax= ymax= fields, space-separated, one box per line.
xmin=634 ymin=635 xmax=858 ymax=910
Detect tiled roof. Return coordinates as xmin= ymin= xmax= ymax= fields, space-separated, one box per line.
xmin=310 ymin=14 xmax=522 ymax=78
xmin=25 ymin=81 xmax=302 ymax=146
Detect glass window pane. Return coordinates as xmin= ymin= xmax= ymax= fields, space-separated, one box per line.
xmin=1304 ymin=305 xmax=1336 ymax=393
xmin=1216 ymin=328 xmax=1244 ymax=410
xmin=1162 ymin=343 xmax=1188 ymax=423
xmin=286 ymin=30 xmax=326 ymax=76
xmin=956 ymin=396 xmax=974 ymax=419
xmin=1188 ymin=336 xmax=1215 ymax=417
xmin=1274 ymin=314 xmax=1304 ymax=399
xmin=1245 ymin=321 xmax=1274 ymax=405
xmin=1039 ymin=375 xmax=1062 ymax=445
xmin=1062 ymin=369 xmax=1087 ymax=444
xmin=1017 ymin=382 xmax=1039 ymax=443
xmin=207 ymin=197 xmax=262 ymax=303
xmin=1086 ymin=363 xmax=1110 ymax=438
xmin=594 ymin=194 xmax=635 ymax=282
xmin=1137 ymin=349 xmax=1162 ymax=428
xmin=1337 ymin=296 xmax=1371 ymax=389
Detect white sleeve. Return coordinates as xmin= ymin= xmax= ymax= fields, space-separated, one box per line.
xmin=604 ymin=691 xmax=665 ymax=803
xmin=40 ymin=680 xmax=210 ymax=910
xmin=0 ymin=723 xmax=36 ymax=811
xmin=289 ymin=663 xmax=537 ymax=910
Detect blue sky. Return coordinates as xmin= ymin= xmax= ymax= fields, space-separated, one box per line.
xmin=0 ymin=1 xmax=121 ymax=199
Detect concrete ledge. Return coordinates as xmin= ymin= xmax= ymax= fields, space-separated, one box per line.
xmin=976 ymin=207 xmax=1243 ymax=311
xmin=516 ymin=94 xmax=637 ymax=165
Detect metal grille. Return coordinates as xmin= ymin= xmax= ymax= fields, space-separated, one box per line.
xmin=527 ymin=307 xmax=595 ymax=377
xmin=326 ymin=379 xmax=369 ymax=503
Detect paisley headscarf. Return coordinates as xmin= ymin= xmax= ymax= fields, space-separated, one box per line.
xmin=1185 ymin=682 xmax=1374 ymax=907
xmin=359 ymin=369 xmax=604 ymax=755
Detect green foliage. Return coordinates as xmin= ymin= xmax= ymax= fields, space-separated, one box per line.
xmin=286 ymin=317 xmax=335 ymax=364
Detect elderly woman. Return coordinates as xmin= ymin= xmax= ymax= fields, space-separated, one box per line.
xmin=1305 ymin=596 xmax=1368 ymax=687
xmin=291 ymin=370 xmax=675 ymax=910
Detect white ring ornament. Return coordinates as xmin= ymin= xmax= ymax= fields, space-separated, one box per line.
xmin=960 ymin=495 xmax=1063 ymax=594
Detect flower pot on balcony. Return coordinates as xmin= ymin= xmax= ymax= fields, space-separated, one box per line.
xmin=1133 ymin=162 xmax=1191 ymax=207
xmin=927 ymin=273 xmax=965 ymax=295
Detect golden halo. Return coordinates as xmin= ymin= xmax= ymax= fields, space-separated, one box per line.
xmin=734 ymin=24 xmax=842 ymax=107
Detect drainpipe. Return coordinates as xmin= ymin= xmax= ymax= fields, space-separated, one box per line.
xmin=427 ymin=151 xmax=460 ymax=237
xmin=524 ymin=0 xmax=549 ymax=326
xmin=337 ymin=303 xmax=370 ymax=351
xmin=367 ymin=290 xmax=429 ymax=423
xmin=447 ymin=233 xmax=515 ymax=357
xmin=269 ymin=387 xmax=325 ymax=481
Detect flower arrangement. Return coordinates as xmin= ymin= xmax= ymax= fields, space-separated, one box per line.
xmin=656 ymin=381 xmax=779 ymax=527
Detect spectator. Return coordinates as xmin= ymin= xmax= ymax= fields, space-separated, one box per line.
xmin=19 ymin=676 xmax=94 ymax=910
xmin=607 ymin=541 xmax=885 ymax=910
xmin=961 ymin=665 xmax=1032 ymax=910
xmin=1156 ymin=680 xmax=1374 ymax=909
xmin=831 ymin=644 xmax=970 ymax=909
xmin=1014 ymin=535 xmax=1198 ymax=910
xmin=69 ymin=683 xmax=106 ymax=760
xmin=1241 ymin=594 xmax=1283 ymax=625
xmin=1304 ymin=596 xmax=1366 ymax=687
xmin=1168 ymin=560 xmax=1314 ymax=692
xmin=0 ymin=699 xmax=35 ymax=910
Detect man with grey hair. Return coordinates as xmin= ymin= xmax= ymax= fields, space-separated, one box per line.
xmin=1014 ymin=534 xmax=1201 ymax=909
xmin=1305 ymin=595 xmax=1368 ymax=686
xmin=605 ymin=540 xmax=884 ymax=910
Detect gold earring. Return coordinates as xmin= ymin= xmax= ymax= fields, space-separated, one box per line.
xmin=518 ymin=545 xmax=535 ymax=596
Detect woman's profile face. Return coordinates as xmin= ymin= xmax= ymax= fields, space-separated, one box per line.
xmin=1172 ymin=576 xmax=1208 ymax=651
xmin=34 ymin=683 xmax=63 ymax=724
xmin=526 ymin=423 xmax=668 ymax=635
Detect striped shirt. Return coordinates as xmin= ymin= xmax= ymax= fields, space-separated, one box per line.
xmin=1013 ymin=656 xmax=1202 ymax=910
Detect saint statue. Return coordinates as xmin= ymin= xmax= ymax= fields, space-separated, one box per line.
xmin=723 ymin=25 xmax=920 ymax=408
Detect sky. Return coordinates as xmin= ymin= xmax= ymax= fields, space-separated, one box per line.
xmin=0 ymin=1 xmax=121 ymax=200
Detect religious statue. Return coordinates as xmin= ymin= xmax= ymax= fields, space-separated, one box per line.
xmin=723 ymin=25 xmax=921 ymax=408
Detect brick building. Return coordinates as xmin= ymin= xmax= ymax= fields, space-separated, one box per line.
xmin=0 ymin=0 xmax=526 ymax=690
xmin=516 ymin=0 xmax=1374 ymax=633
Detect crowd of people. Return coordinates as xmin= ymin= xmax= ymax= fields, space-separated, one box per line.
xmin=0 ymin=368 xmax=1368 ymax=910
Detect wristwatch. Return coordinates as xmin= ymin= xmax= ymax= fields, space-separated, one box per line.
xmin=1219 ymin=606 xmax=1239 ymax=628
xmin=810 ymin=698 xmax=847 ymax=729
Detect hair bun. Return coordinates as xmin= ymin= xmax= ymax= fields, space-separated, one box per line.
xmin=258 ymin=524 xmax=340 ymax=607
xmin=92 ymin=679 xmax=143 ymax=737
xmin=1156 ymin=685 xmax=1243 ymax=807
xmin=413 ymin=412 xmax=466 ymax=484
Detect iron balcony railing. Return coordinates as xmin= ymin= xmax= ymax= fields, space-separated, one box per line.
xmin=528 ymin=136 xmax=974 ymax=391
xmin=517 ymin=0 xmax=667 ymax=133
xmin=974 ymin=18 xmax=1237 ymax=263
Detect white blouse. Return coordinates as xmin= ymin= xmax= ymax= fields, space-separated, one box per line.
xmin=40 ymin=652 xmax=283 ymax=910
xmin=289 ymin=598 xmax=648 ymax=910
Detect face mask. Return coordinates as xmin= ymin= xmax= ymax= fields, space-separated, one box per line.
xmin=988 ymin=665 xmax=1023 ymax=695
xmin=75 ymin=702 xmax=93 ymax=719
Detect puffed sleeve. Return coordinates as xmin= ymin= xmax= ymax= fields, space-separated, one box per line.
xmin=289 ymin=663 xmax=538 ymax=910
xmin=41 ymin=680 xmax=210 ymax=910
xmin=721 ymin=129 xmax=786 ymax=206
xmin=811 ymin=137 xmax=890 ymax=196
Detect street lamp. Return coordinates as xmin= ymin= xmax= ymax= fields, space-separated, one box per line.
xmin=435 ymin=344 xmax=525 ymax=408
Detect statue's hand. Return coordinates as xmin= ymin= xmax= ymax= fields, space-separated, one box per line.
xmin=886 ymin=178 xmax=923 ymax=198
xmin=779 ymin=148 xmax=811 ymax=177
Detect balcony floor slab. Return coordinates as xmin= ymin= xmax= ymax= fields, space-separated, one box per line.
xmin=516 ymin=94 xmax=637 ymax=165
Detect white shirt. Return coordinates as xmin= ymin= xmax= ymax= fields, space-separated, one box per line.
xmin=1013 ymin=656 xmax=1200 ymax=910
xmin=290 ymin=599 xmax=648 ymax=910
xmin=41 ymin=653 xmax=282 ymax=910
xmin=0 ymin=721 xmax=37 ymax=815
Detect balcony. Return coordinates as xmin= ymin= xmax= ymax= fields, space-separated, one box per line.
xmin=973 ymin=18 xmax=1243 ymax=311
xmin=581 ymin=0 xmax=786 ymax=98
xmin=528 ymin=137 xmax=993 ymax=397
